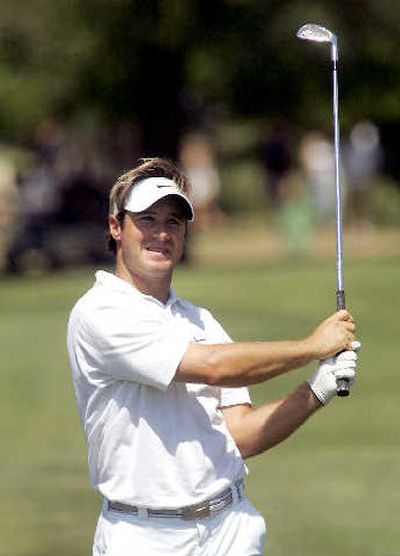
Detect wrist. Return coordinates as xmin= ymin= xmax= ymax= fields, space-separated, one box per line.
xmin=298 ymin=336 xmax=319 ymax=362
xmin=307 ymin=383 xmax=324 ymax=409
xmin=297 ymin=382 xmax=324 ymax=411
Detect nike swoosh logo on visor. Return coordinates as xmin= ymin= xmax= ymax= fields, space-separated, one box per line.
xmin=156 ymin=184 xmax=174 ymax=188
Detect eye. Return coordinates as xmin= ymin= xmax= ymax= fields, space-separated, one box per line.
xmin=170 ymin=212 xmax=186 ymax=224
xmin=137 ymin=215 xmax=154 ymax=223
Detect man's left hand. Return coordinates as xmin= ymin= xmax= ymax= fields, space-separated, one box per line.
xmin=308 ymin=341 xmax=361 ymax=405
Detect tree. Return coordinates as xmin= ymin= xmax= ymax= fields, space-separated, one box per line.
xmin=1 ymin=0 xmax=400 ymax=156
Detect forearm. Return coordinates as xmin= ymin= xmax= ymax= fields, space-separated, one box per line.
xmin=176 ymin=310 xmax=356 ymax=387
xmin=223 ymin=383 xmax=321 ymax=458
xmin=178 ymin=339 xmax=318 ymax=387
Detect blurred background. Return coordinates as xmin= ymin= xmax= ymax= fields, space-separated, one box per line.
xmin=0 ymin=1 xmax=399 ymax=555
xmin=0 ymin=0 xmax=399 ymax=271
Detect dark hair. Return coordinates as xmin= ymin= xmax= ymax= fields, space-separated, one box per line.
xmin=107 ymin=157 xmax=191 ymax=254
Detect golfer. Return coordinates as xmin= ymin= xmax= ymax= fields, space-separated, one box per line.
xmin=67 ymin=157 xmax=358 ymax=555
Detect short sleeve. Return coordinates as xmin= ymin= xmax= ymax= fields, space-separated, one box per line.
xmin=219 ymin=386 xmax=252 ymax=408
xmin=194 ymin=307 xmax=251 ymax=407
xmin=71 ymin=302 xmax=192 ymax=391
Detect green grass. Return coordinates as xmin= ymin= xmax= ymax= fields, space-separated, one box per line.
xmin=1 ymin=255 xmax=399 ymax=556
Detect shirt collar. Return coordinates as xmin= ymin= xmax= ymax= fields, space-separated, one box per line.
xmin=94 ymin=270 xmax=179 ymax=307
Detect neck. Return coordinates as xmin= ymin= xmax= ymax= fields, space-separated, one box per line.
xmin=115 ymin=264 xmax=172 ymax=304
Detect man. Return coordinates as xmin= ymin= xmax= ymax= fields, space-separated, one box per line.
xmin=67 ymin=157 xmax=358 ymax=555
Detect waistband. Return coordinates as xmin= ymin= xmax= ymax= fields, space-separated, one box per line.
xmin=106 ymin=478 xmax=244 ymax=521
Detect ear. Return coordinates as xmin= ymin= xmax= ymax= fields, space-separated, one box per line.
xmin=108 ymin=214 xmax=122 ymax=242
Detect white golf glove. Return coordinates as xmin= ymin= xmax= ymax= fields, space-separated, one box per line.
xmin=308 ymin=340 xmax=361 ymax=405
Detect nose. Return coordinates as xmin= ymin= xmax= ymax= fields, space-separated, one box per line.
xmin=152 ymin=221 xmax=170 ymax=240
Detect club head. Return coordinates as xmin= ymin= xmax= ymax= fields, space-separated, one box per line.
xmin=296 ymin=24 xmax=338 ymax=61
xmin=296 ymin=24 xmax=335 ymax=43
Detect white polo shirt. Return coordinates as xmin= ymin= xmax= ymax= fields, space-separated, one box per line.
xmin=67 ymin=271 xmax=251 ymax=509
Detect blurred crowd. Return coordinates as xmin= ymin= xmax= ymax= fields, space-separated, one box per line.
xmin=0 ymin=117 xmax=387 ymax=274
xmin=0 ymin=119 xmax=136 ymax=273
xmin=258 ymin=119 xmax=383 ymax=256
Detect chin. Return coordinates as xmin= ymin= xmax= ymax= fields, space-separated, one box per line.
xmin=147 ymin=258 xmax=175 ymax=274
xmin=147 ymin=249 xmax=181 ymax=266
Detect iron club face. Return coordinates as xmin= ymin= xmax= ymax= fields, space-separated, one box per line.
xmin=296 ymin=23 xmax=335 ymax=43
xmin=296 ymin=24 xmax=338 ymax=61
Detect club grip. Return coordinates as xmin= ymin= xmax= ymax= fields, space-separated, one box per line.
xmin=336 ymin=289 xmax=346 ymax=310
xmin=336 ymin=289 xmax=350 ymax=397
xmin=336 ymin=377 xmax=350 ymax=396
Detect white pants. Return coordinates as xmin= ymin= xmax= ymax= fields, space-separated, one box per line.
xmin=93 ymin=497 xmax=266 ymax=556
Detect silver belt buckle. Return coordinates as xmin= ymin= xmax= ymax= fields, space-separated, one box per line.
xmin=181 ymin=502 xmax=210 ymax=520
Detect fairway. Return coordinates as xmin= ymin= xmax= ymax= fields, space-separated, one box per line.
xmin=1 ymin=250 xmax=399 ymax=555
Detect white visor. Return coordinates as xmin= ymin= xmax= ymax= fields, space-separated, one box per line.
xmin=114 ymin=177 xmax=194 ymax=221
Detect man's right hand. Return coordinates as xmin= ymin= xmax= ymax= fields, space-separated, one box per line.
xmin=306 ymin=310 xmax=356 ymax=360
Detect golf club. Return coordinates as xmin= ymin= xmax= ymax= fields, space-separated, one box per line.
xmin=296 ymin=23 xmax=349 ymax=397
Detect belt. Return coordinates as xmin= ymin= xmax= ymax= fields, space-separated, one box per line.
xmin=106 ymin=478 xmax=244 ymax=521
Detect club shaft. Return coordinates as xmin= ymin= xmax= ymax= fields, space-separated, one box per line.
xmin=332 ymin=57 xmax=344 ymax=298
xmin=332 ymin=47 xmax=349 ymax=395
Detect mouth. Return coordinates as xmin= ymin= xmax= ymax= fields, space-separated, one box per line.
xmin=145 ymin=245 xmax=171 ymax=257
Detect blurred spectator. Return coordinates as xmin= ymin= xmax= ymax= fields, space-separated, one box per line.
xmin=55 ymin=169 xmax=109 ymax=265
xmin=344 ymin=120 xmax=382 ymax=226
xmin=0 ymin=152 xmax=18 ymax=269
xmin=278 ymin=171 xmax=313 ymax=258
xmin=34 ymin=118 xmax=65 ymax=166
xmin=298 ymin=131 xmax=336 ymax=223
xmin=179 ymin=133 xmax=225 ymax=230
xmin=259 ymin=122 xmax=292 ymax=210
xmin=6 ymin=161 xmax=61 ymax=272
